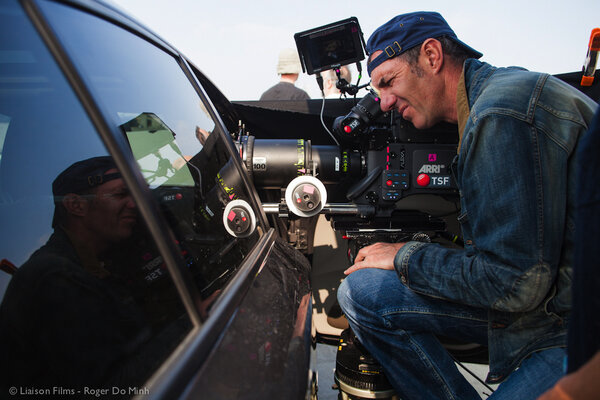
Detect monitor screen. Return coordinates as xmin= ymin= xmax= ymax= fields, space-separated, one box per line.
xmin=294 ymin=17 xmax=365 ymax=75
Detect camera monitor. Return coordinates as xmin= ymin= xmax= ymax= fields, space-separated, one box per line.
xmin=294 ymin=17 xmax=366 ymax=75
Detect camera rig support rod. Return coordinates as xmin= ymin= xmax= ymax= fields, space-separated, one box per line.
xmin=262 ymin=202 xmax=375 ymax=217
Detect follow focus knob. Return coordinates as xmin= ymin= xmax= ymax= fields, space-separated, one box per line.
xmin=284 ymin=176 xmax=327 ymax=217
xmin=223 ymin=199 xmax=257 ymax=238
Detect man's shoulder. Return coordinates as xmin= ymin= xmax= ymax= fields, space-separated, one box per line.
xmin=465 ymin=60 xmax=595 ymax=123
xmin=465 ymin=60 xmax=542 ymax=104
xmin=8 ymin=252 xmax=78 ymax=297
xmin=284 ymin=83 xmax=310 ymax=99
xmin=4 ymin=233 xmax=87 ymax=298
xmin=259 ymin=83 xmax=281 ymax=99
xmin=260 ymin=82 xmax=310 ymax=101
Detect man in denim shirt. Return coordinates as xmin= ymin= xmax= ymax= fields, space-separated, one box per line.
xmin=337 ymin=11 xmax=597 ymax=399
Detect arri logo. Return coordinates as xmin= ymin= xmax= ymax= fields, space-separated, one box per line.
xmin=418 ymin=164 xmax=444 ymax=174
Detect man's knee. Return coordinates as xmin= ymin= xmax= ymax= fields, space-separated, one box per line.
xmin=337 ymin=271 xmax=382 ymax=327
xmin=337 ymin=269 xmax=396 ymax=313
xmin=337 ymin=274 xmax=352 ymax=312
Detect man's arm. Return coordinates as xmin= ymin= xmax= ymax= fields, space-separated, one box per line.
xmin=347 ymin=114 xmax=572 ymax=312
xmin=404 ymin=113 xmax=574 ymax=311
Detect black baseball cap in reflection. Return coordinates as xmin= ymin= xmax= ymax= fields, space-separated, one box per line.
xmin=52 ymin=156 xmax=121 ymax=227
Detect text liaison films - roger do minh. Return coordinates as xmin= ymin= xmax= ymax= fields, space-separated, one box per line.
xmin=10 ymin=386 xmax=150 ymax=396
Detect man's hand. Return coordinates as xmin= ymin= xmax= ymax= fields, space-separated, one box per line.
xmin=344 ymin=242 xmax=406 ymax=275
xmin=537 ymin=352 xmax=600 ymax=400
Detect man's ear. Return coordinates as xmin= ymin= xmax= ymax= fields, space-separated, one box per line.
xmin=420 ymin=38 xmax=444 ymax=74
xmin=62 ymin=193 xmax=89 ymax=217
xmin=327 ymin=78 xmax=335 ymax=90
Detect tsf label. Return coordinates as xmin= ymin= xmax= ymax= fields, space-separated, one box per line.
xmin=430 ymin=176 xmax=451 ymax=187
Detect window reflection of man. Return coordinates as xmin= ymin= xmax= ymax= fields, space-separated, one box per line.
xmin=0 ymin=156 xmax=182 ymax=391
xmin=52 ymin=157 xmax=138 ymax=264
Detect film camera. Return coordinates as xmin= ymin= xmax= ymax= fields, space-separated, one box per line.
xmin=237 ymin=17 xmax=461 ymax=248
xmin=231 ymin=17 xmax=465 ymax=399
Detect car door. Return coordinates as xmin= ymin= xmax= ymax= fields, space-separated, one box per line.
xmin=0 ymin=0 xmax=312 ymax=398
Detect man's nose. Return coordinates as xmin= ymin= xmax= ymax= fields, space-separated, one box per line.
xmin=125 ymin=196 xmax=136 ymax=209
xmin=378 ymin=92 xmax=396 ymax=112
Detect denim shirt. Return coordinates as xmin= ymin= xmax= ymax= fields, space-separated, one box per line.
xmin=394 ymin=59 xmax=597 ymax=383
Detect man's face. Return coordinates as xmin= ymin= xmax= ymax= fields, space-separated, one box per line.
xmin=370 ymin=50 xmax=440 ymax=129
xmin=84 ymin=170 xmax=137 ymax=244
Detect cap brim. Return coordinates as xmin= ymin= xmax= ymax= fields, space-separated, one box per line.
xmin=453 ymin=37 xmax=483 ymax=59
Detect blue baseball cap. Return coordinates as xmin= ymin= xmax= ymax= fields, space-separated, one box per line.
xmin=366 ymin=12 xmax=482 ymax=76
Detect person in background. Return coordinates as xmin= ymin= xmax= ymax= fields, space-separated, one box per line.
xmin=260 ymin=48 xmax=310 ymax=101
xmin=337 ymin=11 xmax=597 ymax=400
xmin=537 ymin=107 xmax=600 ymax=399
xmin=320 ymin=65 xmax=352 ymax=98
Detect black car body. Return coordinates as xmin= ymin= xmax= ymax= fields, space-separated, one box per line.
xmin=2 ymin=1 xmax=599 ymax=399
xmin=0 ymin=0 xmax=313 ymax=398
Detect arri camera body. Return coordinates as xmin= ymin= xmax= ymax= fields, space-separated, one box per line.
xmin=235 ymin=16 xmax=461 ymax=247
xmin=235 ymin=94 xmax=460 ymax=246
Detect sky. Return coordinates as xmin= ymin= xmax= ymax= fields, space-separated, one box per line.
xmin=108 ymin=0 xmax=600 ymax=101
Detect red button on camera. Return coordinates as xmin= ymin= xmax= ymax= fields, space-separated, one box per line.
xmin=416 ymin=174 xmax=430 ymax=187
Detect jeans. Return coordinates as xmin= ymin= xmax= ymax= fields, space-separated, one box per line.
xmin=337 ymin=268 xmax=566 ymax=400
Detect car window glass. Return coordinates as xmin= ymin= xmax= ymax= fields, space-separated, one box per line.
xmin=38 ymin=2 xmax=261 ymax=303
xmin=0 ymin=114 xmax=8 ymax=161
xmin=0 ymin=1 xmax=190 ymax=392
